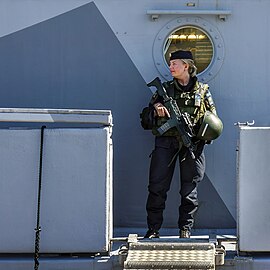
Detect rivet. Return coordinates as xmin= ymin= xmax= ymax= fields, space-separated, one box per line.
xmin=167 ymin=25 xmax=170 ymax=29
xmin=177 ymin=19 xmax=182 ymax=23
xmin=210 ymin=29 xmax=213 ymax=32
xmin=218 ymin=44 xmax=222 ymax=48
xmin=165 ymin=74 xmax=169 ymax=77
xmin=195 ymin=19 xmax=199 ymax=23
xmin=209 ymin=72 xmax=213 ymax=76
xmin=215 ymin=35 xmax=219 ymax=39
xmin=217 ymin=57 xmax=221 ymax=60
xmin=158 ymin=37 xmax=162 ymax=40
xmin=156 ymin=62 xmax=160 ymax=66
xmin=203 ymin=23 xmax=207 ymax=26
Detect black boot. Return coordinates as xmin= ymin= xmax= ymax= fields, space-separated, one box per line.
xmin=144 ymin=229 xmax=160 ymax=238
xmin=179 ymin=229 xmax=191 ymax=238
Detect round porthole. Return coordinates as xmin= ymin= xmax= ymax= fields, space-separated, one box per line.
xmin=153 ymin=17 xmax=225 ymax=82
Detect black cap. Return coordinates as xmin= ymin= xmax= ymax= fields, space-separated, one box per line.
xmin=170 ymin=50 xmax=193 ymax=61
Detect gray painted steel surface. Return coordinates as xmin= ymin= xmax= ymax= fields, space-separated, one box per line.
xmin=0 ymin=0 xmax=269 ymax=237
xmin=0 ymin=1 xmax=270 ymax=268
xmin=0 ymin=108 xmax=113 ymax=125
xmin=0 ymin=126 xmax=112 ymax=253
xmin=237 ymin=127 xmax=270 ymax=252
xmin=0 ymin=256 xmax=117 ymax=270
xmin=0 ymin=0 xmax=238 ymax=231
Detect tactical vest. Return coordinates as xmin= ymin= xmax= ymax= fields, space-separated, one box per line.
xmin=152 ymin=80 xmax=209 ymax=136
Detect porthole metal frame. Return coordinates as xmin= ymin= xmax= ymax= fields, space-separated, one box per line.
xmin=153 ymin=16 xmax=225 ymax=82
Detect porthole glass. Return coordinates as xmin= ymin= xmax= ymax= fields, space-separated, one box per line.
xmin=152 ymin=17 xmax=225 ymax=82
xmin=164 ymin=27 xmax=213 ymax=74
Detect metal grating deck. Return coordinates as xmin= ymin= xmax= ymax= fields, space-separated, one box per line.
xmin=124 ymin=241 xmax=215 ymax=270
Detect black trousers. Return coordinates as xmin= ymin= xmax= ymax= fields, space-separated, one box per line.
xmin=146 ymin=136 xmax=205 ymax=231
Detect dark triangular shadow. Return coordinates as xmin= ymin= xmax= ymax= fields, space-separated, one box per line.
xmin=195 ymin=174 xmax=236 ymax=228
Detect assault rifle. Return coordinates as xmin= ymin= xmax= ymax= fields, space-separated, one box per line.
xmin=147 ymin=77 xmax=196 ymax=159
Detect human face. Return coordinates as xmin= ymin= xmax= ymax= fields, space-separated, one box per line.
xmin=169 ymin=59 xmax=189 ymax=80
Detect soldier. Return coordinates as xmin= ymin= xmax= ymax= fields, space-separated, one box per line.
xmin=143 ymin=50 xmax=222 ymax=238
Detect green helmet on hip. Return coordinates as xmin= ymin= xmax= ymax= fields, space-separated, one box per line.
xmin=196 ymin=111 xmax=223 ymax=140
